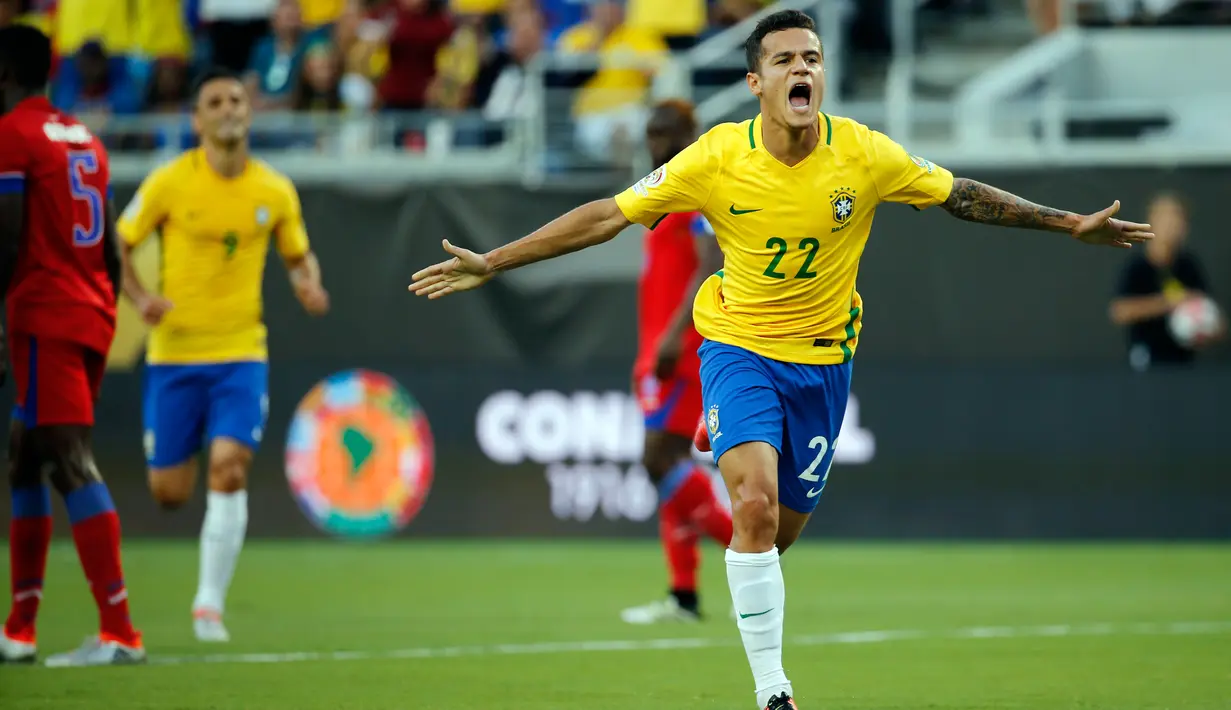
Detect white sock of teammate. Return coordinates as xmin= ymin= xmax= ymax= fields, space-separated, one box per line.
xmin=193 ymin=490 xmax=249 ymax=614
xmin=727 ymin=546 xmax=791 ymax=709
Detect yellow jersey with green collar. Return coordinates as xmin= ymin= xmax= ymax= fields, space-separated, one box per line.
xmin=116 ymin=149 xmax=310 ymax=365
xmin=614 ymin=113 xmax=954 ymax=365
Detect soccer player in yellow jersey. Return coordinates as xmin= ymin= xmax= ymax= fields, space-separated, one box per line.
xmin=116 ymin=68 xmax=329 ymax=644
xmin=409 ymin=11 xmax=1153 ymax=709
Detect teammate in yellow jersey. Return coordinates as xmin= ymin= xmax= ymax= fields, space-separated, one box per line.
xmin=116 ymin=67 xmax=329 ymax=644
xmin=408 ymin=10 xmax=1153 ymax=709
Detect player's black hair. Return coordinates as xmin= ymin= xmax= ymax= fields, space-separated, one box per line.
xmin=190 ymin=66 xmax=243 ymax=106
xmin=0 ymin=24 xmax=53 ymax=91
xmin=744 ymin=9 xmax=819 ymax=74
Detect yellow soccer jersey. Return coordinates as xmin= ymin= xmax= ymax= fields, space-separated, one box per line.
xmin=614 ymin=113 xmax=954 ymax=365
xmin=117 ymin=149 xmax=310 ymax=365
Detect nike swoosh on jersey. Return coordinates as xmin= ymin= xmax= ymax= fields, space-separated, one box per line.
xmin=806 ymin=487 xmax=823 ymax=498
xmin=729 ymin=205 xmax=762 ymax=215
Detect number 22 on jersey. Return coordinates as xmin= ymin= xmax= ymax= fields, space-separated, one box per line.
xmin=763 ymin=237 xmax=821 ymax=280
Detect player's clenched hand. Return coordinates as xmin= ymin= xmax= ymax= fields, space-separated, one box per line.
xmin=295 ymin=283 xmax=330 ymax=316
xmin=1070 ymin=201 xmax=1154 ymax=249
xmin=654 ymin=331 xmax=683 ymax=381
xmin=137 ymin=294 xmax=174 ymax=326
xmin=408 ymin=239 xmax=493 ymax=299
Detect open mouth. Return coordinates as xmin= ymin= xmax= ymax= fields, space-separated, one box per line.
xmin=788 ymin=83 xmax=812 ymax=111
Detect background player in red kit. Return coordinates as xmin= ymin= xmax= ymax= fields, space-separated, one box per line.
xmin=0 ymin=25 xmax=145 ymax=666
xmin=621 ymin=100 xmax=733 ymax=625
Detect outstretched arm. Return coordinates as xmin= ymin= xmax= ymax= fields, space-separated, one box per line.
xmin=410 ymin=198 xmax=632 ymax=299
xmin=487 ymin=198 xmax=632 ymax=272
xmin=942 ymin=178 xmax=1078 ymax=232
xmin=941 ymin=177 xmax=1153 ymax=247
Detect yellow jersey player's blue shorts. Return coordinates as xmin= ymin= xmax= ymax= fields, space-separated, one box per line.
xmin=142 ymin=362 xmax=269 ymax=467
xmin=698 ymin=340 xmax=851 ymax=514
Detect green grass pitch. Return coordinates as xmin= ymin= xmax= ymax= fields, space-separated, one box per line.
xmin=3 ymin=541 xmax=1230 ymax=709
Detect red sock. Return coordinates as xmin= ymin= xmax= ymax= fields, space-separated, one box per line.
xmin=65 ymin=484 xmax=141 ymax=647
xmin=5 ymin=485 xmax=53 ymax=643
xmin=663 ymin=467 xmax=733 ymax=548
xmin=659 ymin=506 xmax=700 ymax=592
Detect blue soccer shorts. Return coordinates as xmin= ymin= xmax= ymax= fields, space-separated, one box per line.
xmin=142 ymin=361 xmax=269 ymax=467
xmin=698 ymin=340 xmax=852 ymax=514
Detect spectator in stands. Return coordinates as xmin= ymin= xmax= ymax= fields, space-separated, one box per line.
xmin=144 ymin=57 xmax=192 ymax=114
xmin=134 ymin=57 xmax=195 ymax=152
xmin=1109 ymin=191 xmax=1225 ymax=371
xmin=245 ymin=0 xmax=309 ymax=111
xmin=448 ymin=4 xmax=542 ymax=148
xmin=558 ymin=0 xmax=667 ymax=161
xmin=332 ymin=0 xmax=386 ymax=111
xmin=450 ymin=0 xmax=506 ymax=18
xmin=51 ymin=39 xmax=143 ymax=126
xmin=374 ymin=0 xmax=455 ymax=111
xmin=293 ymin=39 xmax=345 ymax=111
xmin=472 ymin=6 xmax=543 ymax=122
xmin=132 ymin=0 xmax=194 ymax=61
xmin=625 ymin=0 xmax=706 ymax=49
xmin=200 ymin=0 xmax=277 ymax=72
xmin=426 ymin=13 xmax=483 ymax=111
xmin=53 ymin=0 xmax=134 ymax=57
xmin=537 ymin=0 xmax=588 ymax=44
xmin=300 ymin=0 xmax=347 ymax=34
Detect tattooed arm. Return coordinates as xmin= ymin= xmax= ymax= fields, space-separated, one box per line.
xmin=941 ymin=178 xmax=1082 ymax=233
xmin=940 ymin=178 xmax=1155 ymax=248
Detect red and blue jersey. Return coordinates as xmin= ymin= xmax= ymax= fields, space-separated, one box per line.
xmin=0 ymin=96 xmax=116 ymax=354
xmin=635 ymin=211 xmax=712 ymax=376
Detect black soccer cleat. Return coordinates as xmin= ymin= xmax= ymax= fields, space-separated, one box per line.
xmin=765 ymin=692 xmax=798 ymax=710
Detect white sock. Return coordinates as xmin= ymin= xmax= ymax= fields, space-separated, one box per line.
xmin=193 ymin=490 xmax=248 ymax=614
xmin=727 ymin=546 xmax=791 ymax=709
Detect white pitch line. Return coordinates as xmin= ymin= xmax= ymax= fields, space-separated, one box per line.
xmin=135 ymin=621 xmax=1231 ymax=668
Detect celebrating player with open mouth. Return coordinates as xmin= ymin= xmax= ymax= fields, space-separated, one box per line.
xmin=408 ymin=10 xmax=1152 ymax=709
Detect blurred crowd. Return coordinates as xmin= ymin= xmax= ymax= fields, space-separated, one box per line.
xmin=0 ymin=0 xmax=1225 ymax=155
xmin=0 ymin=0 xmax=779 ymax=150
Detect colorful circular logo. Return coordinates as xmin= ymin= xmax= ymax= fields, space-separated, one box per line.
xmin=285 ymin=369 xmax=434 ymax=539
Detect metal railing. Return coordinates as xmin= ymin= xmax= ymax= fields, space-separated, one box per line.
xmin=105 ymin=110 xmax=525 ymax=185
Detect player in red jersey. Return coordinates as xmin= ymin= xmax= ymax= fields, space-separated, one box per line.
xmin=0 ymin=25 xmax=145 ymax=666
xmin=620 ymin=100 xmax=733 ymax=625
